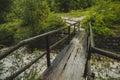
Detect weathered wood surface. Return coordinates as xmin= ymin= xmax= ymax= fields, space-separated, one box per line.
xmin=42 ymin=30 xmax=88 ymax=80
xmin=91 ymin=47 xmax=120 ymax=61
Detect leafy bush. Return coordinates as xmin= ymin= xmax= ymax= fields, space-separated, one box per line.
xmin=107 ymin=2 xmax=120 ymax=25
xmin=0 ymin=0 xmax=13 ymax=23
xmin=0 ymin=27 xmax=14 ymax=48
xmin=50 ymin=0 xmax=93 ymax=12
xmin=82 ymin=1 xmax=120 ymax=36
xmin=14 ymin=13 xmax=65 ymax=43
xmin=82 ymin=13 xmax=113 ymax=36
xmin=14 ymin=27 xmax=32 ymax=43
xmin=22 ymin=0 xmax=50 ymax=36
xmin=39 ymin=12 xmax=65 ymax=33
xmin=0 ymin=1 xmax=65 ymax=46
xmin=5 ymin=0 xmax=24 ymax=22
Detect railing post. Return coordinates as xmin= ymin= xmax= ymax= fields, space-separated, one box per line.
xmin=74 ymin=24 xmax=76 ymax=36
xmin=84 ymin=22 xmax=95 ymax=79
xmin=77 ymin=22 xmax=80 ymax=31
xmin=45 ymin=36 xmax=51 ymax=67
xmin=68 ymin=26 xmax=71 ymax=43
xmin=84 ymin=48 xmax=92 ymax=79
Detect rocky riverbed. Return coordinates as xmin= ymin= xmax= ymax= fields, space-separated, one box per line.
xmin=91 ymin=54 xmax=120 ymax=80
xmin=0 ymin=47 xmax=120 ymax=80
xmin=0 ymin=47 xmax=57 ymax=80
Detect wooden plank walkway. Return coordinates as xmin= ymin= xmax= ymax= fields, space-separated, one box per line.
xmin=42 ymin=30 xmax=88 ymax=80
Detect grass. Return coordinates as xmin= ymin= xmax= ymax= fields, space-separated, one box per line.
xmin=111 ymin=25 xmax=120 ymax=34
xmin=0 ymin=21 xmax=22 ymax=29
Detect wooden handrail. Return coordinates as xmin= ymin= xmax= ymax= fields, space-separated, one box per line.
xmin=91 ymin=47 xmax=120 ymax=61
xmin=85 ymin=22 xmax=120 ymax=79
xmin=89 ymin=22 xmax=95 ymax=47
xmin=84 ymin=22 xmax=94 ymax=78
xmin=5 ymin=35 xmax=72 ymax=80
xmin=89 ymin=22 xmax=120 ymax=61
xmin=1 ymin=21 xmax=80 ymax=80
xmin=0 ymin=26 xmax=67 ymax=60
xmin=6 ymin=52 xmax=46 ymax=80
xmin=50 ymin=35 xmax=68 ymax=49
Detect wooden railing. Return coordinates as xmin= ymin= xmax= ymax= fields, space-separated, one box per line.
xmin=1 ymin=20 xmax=120 ymax=80
xmin=84 ymin=22 xmax=120 ymax=79
xmin=0 ymin=21 xmax=80 ymax=80
xmin=95 ymin=36 xmax=120 ymax=52
xmin=89 ymin=22 xmax=120 ymax=61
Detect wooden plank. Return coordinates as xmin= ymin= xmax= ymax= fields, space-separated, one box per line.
xmin=42 ymin=31 xmax=88 ymax=80
xmin=42 ymin=45 xmax=70 ymax=78
xmin=42 ymin=31 xmax=84 ymax=79
xmin=46 ymin=40 xmax=76 ymax=80
xmin=91 ymin=47 xmax=120 ymax=61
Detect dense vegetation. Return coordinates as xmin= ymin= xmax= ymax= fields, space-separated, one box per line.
xmin=52 ymin=0 xmax=120 ymax=36
xmin=0 ymin=0 xmax=120 ymax=80
xmin=82 ymin=0 xmax=120 ymax=36
xmin=0 ymin=0 xmax=12 ymax=23
xmin=0 ymin=0 xmax=65 ymax=48
xmin=0 ymin=0 xmax=120 ymax=48
xmin=50 ymin=0 xmax=93 ymax=12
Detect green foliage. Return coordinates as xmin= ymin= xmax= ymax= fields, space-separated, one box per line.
xmin=22 ymin=0 xmax=49 ymax=25
xmin=14 ymin=27 xmax=32 ymax=43
xmin=0 ymin=0 xmax=12 ymax=12
xmin=51 ymin=0 xmax=93 ymax=12
xmin=52 ymin=0 xmax=71 ymax=12
xmin=6 ymin=0 xmax=24 ymax=22
xmin=0 ymin=0 xmax=65 ymax=45
xmin=0 ymin=21 xmax=22 ymax=47
xmin=0 ymin=27 xmax=14 ymax=48
xmin=33 ymin=49 xmax=41 ymax=56
xmin=22 ymin=0 xmax=50 ymax=36
xmin=0 ymin=0 xmax=119 ymax=47
xmin=83 ymin=14 xmax=112 ymax=36
xmin=92 ymin=13 xmax=112 ymax=36
xmin=5 ymin=0 xmax=51 ymax=43
xmin=0 ymin=0 xmax=13 ymax=23
xmin=82 ymin=0 xmax=120 ymax=36
xmin=14 ymin=12 xmax=65 ymax=43
xmin=5 ymin=0 xmax=50 ymax=43
xmin=39 ymin=13 xmax=65 ymax=33
xmin=20 ymin=69 xmax=40 ymax=80
xmin=108 ymin=2 xmax=120 ymax=24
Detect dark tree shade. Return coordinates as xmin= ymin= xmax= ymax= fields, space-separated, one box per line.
xmin=51 ymin=0 xmax=93 ymax=12
xmin=0 ymin=0 xmax=12 ymax=23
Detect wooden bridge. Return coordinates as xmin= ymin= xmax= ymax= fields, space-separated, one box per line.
xmin=0 ymin=20 xmax=120 ymax=80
